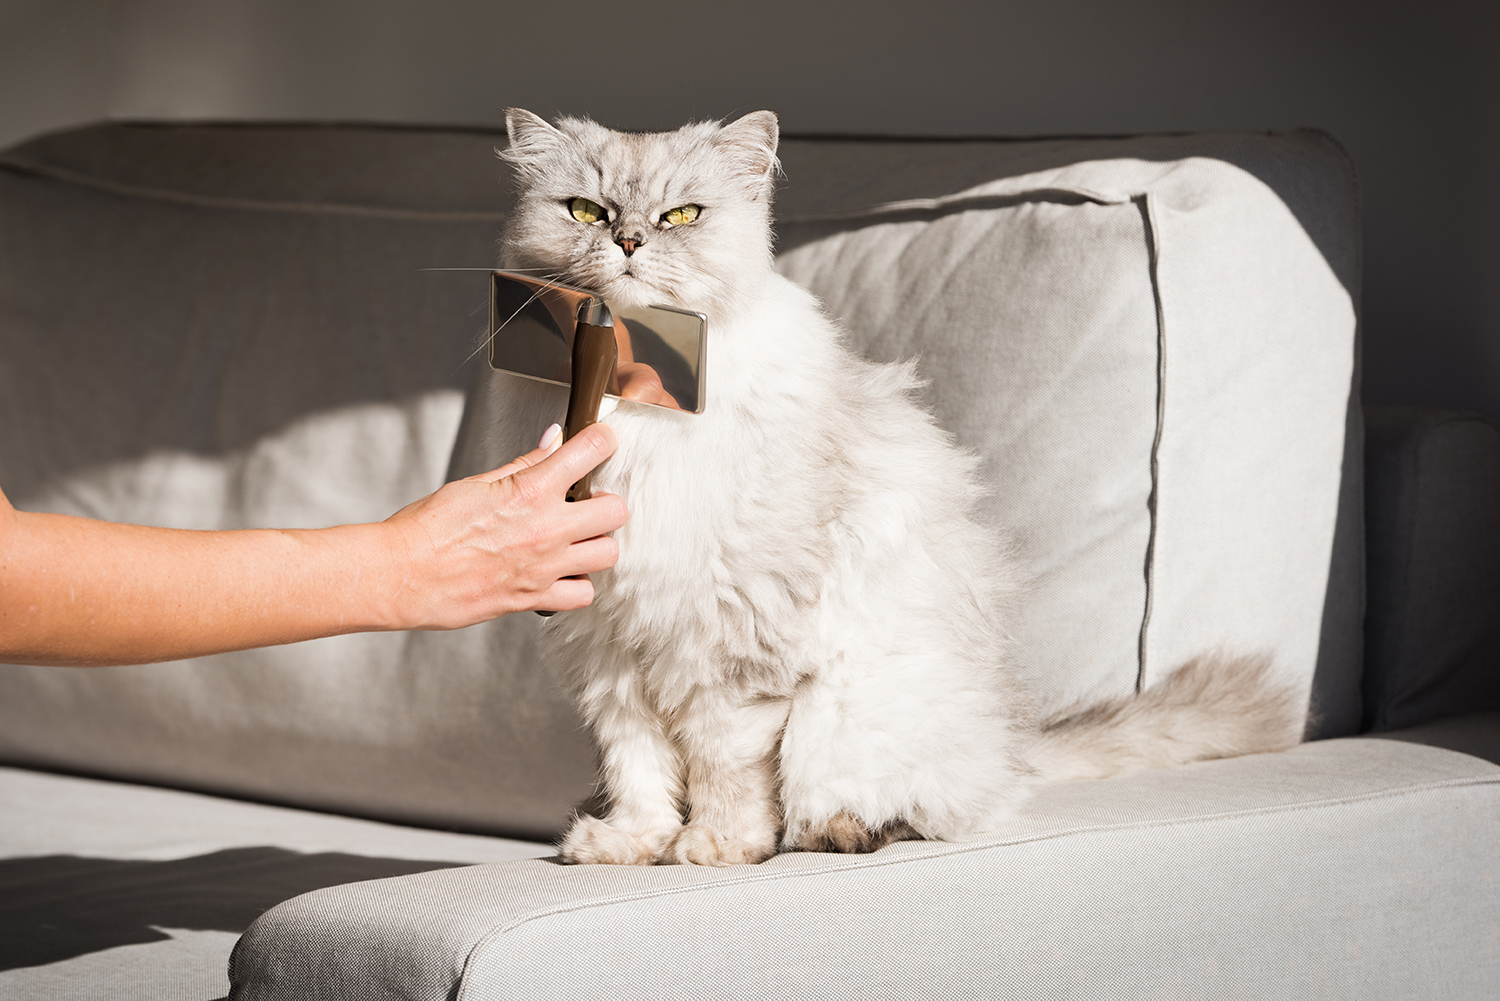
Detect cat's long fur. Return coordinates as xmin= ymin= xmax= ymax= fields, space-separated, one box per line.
xmin=499 ymin=109 xmax=1304 ymax=866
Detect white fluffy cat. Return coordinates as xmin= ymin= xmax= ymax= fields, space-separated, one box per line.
xmin=497 ymin=108 xmax=1303 ymax=867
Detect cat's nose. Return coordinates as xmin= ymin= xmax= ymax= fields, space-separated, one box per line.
xmin=615 ymin=233 xmax=645 ymax=257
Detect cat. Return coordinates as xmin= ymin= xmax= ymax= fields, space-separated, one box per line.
xmin=497 ymin=108 xmax=1305 ymax=867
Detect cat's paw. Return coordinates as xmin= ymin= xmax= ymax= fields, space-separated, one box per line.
xmin=558 ymin=815 xmax=665 ymax=865
xmin=665 ymin=824 xmax=775 ymax=867
xmin=789 ymin=812 xmax=917 ymax=854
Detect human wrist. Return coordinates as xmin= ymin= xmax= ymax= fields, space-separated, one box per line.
xmin=306 ymin=520 xmax=414 ymax=634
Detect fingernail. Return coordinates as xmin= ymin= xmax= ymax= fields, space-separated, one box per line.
xmin=538 ymin=423 xmax=562 ymax=451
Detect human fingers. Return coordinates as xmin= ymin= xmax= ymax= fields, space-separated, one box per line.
xmin=517 ymin=422 xmax=619 ymax=497
xmin=468 ymin=424 xmax=564 ymax=484
xmin=530 ymin=574 xmax=596 ymax=612
xmin=555 ymin=533 xmax=621 ymax=579
xmin=554 ymin=490 xmax=629 ymax=543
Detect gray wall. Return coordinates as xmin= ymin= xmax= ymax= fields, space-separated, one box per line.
xmin=4 ymin=0 xmax=1497 ymax=423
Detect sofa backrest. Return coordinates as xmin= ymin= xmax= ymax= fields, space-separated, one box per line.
xmin=0 ymin=124 xmax=1361 ymax=838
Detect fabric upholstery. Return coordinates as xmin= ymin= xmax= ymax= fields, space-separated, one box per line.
xmin=771 ymin=143 xmax=1357 ymax=719
xmin=0 ymin=124 xmax=596 ymax=839
xmin=768 ymin=133 xmax=1368 ymax=740
xmin=1376 ymin=711 xmax=1500 ymax=766
xmin=0 ymin=766 xmax=552 ymax=865
xmin=1 ymin=124 xmax=1362 ymax=840
xmin=1363 ymin=406 xmax=1500 ymax=731
xmin=0 ymin=766 xmax=550 ymax=1000
xmin=229 ymin=738 xmax=1500 ymax=1000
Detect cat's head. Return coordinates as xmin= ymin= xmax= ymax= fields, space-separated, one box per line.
xmin=500 ymin=109 xmax=780 ymax=319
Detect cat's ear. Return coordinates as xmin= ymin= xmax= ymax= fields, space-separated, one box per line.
xmin=503 ymin=108 xmax=564 ymax=165
xmin=716 ymin=111 xmax=780 ymax=182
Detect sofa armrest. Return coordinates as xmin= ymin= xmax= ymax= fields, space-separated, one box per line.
xmin=227 ymin=741 xmax=1500 ymax=999
xmin=1363 ymin=405 xmax=1500 ymax=731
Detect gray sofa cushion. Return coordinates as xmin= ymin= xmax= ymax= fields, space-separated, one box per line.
xmin=229 ymin=738 xmax=1500 ymax=1000
xmin=773 ymin=148 xmax=1355 ymax=719
xmin=765 ymin=132 xmax=1368 ymax=741
xmin=1364 ymin=406 xmax=1500 ymax=731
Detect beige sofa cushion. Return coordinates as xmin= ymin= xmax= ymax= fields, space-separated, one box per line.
xmin=773 ymin=152 xmax=1356 ymax=715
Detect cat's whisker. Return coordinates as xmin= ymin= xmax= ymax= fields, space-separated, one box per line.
xmin=451 ymin=281 xmax=557 ymax=373
xmin=418 ymin=266 xmax=573 ymax=274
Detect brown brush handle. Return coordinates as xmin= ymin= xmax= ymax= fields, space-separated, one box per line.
xmin=538 ymin=301 xmax=616 ymax=617
xmin=563 ymin=314 xmax=617 ymax=502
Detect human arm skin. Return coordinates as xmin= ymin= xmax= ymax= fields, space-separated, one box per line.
xmin=0 ymin=423 xmax=626 ymax=667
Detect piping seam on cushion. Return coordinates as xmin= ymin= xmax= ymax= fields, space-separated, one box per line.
xmin=1135 ymin=192 xmax=1166 ymax=694
xmin=0 ymin=155 xmax=512 ymax=223
xmin=776 ymin=185 xmax=1128 ymax=227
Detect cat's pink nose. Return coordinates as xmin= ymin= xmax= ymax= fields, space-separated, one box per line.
xmin=616 ymin=236 xmax=642 ymax=257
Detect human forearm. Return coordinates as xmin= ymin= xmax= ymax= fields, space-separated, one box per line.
xmin=0 ymin=423 xmax=626 ymax=667
xmin=0 ymin=510 xmax=403 ymax=666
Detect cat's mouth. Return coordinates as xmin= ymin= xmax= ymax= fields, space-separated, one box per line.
xmin=559 ymin=254 xmax=677 ymax=310
xmin=600 ymin=269 xmax=664 ymax=308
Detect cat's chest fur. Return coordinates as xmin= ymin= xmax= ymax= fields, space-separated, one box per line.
xmin=555 ymin=284 xmax=858 ymax=688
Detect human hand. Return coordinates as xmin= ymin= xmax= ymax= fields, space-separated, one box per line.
xmin=380 ymin=422 xmax=626 ymax=627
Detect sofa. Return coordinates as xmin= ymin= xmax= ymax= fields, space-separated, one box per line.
xmin=1 ymin=121 xmax=1496 ymax=1000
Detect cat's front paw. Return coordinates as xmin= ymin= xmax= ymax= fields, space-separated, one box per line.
xmin=788 ymin=811 xmax=918 ymax=854
xmin=558 ymin=815 xmax=670 ymax=865
xmin=665 ymin=824 xmax=776 ymax=867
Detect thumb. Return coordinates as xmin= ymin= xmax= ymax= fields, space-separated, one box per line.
xmin=469 ymin=423 xmax=564 ymax=484
xmin=517 ymin=422 xmax=619 ymax=496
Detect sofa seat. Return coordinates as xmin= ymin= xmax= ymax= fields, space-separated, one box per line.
xmin=0 ymin=767 xmax=551 ymax=1000
xmin=227 ymin=734 xmax=1500 ymax=1000
xmin=7 ymin=730 xmax=1496 ymax=998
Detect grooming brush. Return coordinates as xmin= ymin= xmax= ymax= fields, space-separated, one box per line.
xmin=486 ymin=269 xmax=706 ymax=616
xmin=535 ymin=299 xmax=616 ymax=616
xmin=561 ymin=298 xmax=617 ymax=503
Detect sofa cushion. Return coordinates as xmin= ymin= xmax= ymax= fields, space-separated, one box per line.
xmin=229 ymin=738 xmax=1500 ymax=999
xmin=775 ymin=139 xmax=1358 ymax=721
xmin=1364 ymin=406 xmax=1500 ymax=731
xmin=1 ymin=124 xmax=1362 ymax=839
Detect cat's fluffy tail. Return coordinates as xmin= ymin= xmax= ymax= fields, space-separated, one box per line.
xmin=1027 ymin=653 xmax=1306 ymax=783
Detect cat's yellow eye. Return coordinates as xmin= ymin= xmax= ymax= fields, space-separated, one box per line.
xmin=661 ymin=204 xmax=701 ymax=227
xmin=570 ymin=197 xmax=606 ymax=224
